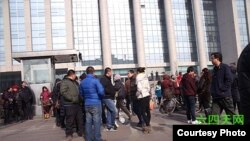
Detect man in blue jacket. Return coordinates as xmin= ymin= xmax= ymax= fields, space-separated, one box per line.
xmin=210 ymin=52 xmax=235 ymax=123
xmin=80 ymin=66 xmax=104 ymax=141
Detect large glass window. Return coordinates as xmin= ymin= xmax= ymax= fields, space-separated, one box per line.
xmin=237 ymin=0 xmax=249 ymax=49
xmin=30 ymin=0 xmax=46 ymax=51
xmin=141 ymin=0 xmax=169 ymax=64
xmin=0 ymin=0 xmax=4 ymax=65
xmin=172 ymin=0 xmax=198 ymax=62
xmin=51 ymin=0 xmax=66 ymax=50
xmin=108 ymin=0 xmax=137 ymax=64
xmin=9 ymin=0 xmax=26 ymax=52
xmin=202 ymin=0 xmax=221 ymax=59
xmin=73 ymin=0 xmax=102 ymax=66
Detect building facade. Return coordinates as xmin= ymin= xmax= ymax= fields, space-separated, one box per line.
xmin=0 ymin=0 xmax=250 ymax=91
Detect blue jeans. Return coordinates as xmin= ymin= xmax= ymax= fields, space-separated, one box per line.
xmin=183 ymin=95 xmax=196 ymax=121
xmin=85 ymin=104 xmax=102 ymax=141
xmin=102 ymin=99 xmax=116 ymax=128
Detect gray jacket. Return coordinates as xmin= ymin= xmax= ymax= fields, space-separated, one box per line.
xmin=60 ymin=78 xmax=80 ymax=105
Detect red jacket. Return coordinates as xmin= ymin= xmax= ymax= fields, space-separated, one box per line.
xmin=180 ymin=73 xmax=196 ymax=96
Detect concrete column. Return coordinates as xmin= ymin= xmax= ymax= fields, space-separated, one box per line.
xmin=164 ymin=0 xmax=177 ymax=74
xmin=133 ymin=0 xmax=146 ymax=68
xmin=24 ymin=0 xmax=32 ymax=51
xmin=2 ymin=0 xmax=12 ymax=71
xmin=216 ymin=0 xmax=240 ymax=64
xmin=99 ymin=0 xmax=112 ymax=68
xmin=65 ymin=0 xmax=73 ymax=49
xmin=245 ymin=0 xmax=250 ymax=42
xmin=45 ymin=0 xmax=52 ymax=50
xmin=192 ymin=0 xmax=207 ymax=70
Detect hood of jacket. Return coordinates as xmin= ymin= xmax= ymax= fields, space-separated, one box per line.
xmin=136 ymin=73 xmax=148 ymax=82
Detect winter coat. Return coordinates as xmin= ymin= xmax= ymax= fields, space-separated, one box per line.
xmin=155 ymin=85 xmax=162 ymax=97
xmin=100 ymin=75 xmax=116 ymax=100
xmin=114 ymin=79 xmax=126 ymax=100
xmin=211 ymin=63 xmax=233 ymax=99
xmin=60 ymin=78 xmax=81 ymax=105
xmin=3 ymin=91 xmax=15 ymax=109
xmin=231 ymin=73 xmax=240 ymax=102
xmin=129 ymin=75 xmax=137 ymax=100
xmin=180 ymin=73 xmax=196 ymax=96
xmin=40 ymin=91 xmax=52 ymax=106
xmin=80 ymin=74 xmax=104 ymax=106
xmin=161 ymin=75 xmax=174 ymax=96
xmin=237 ymin=43 xmax=250 ymax=125
xmin=19 ymin=86 xmax=33 ymax=104
xmin=136 ymin=73 xmax=150 ymax=99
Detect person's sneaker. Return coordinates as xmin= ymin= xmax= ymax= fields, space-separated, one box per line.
xmin=106 ymin=127 xmax=118 ymax=131
xmin=113 ymin=124 xmax=118 ymax=130
xmin=191 ymin=120 xmax=201 ymax=125
xmin=187 ymin=120 xmax=192 ymax=124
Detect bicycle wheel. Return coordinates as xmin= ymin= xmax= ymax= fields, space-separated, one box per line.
xmin=165 ymin=100 xmax=176 ymax=114
xmin=159 ymin=105 xmax=166 ymax=114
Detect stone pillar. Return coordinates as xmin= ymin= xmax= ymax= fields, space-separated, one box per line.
xmin=65 ymin=0 xmax=74 ymax=49
xmin=99 ymin=0 xmax=112 ymax=68
xmin=192 ymin=0 xmax=207 ymax=70
xmin=164 ymin=0 xmax=177 ymax=74
xmin=24 ymin=0 xmax=32 ymax=51
xmin=45 ymin=0 xmax=52 ymax=50
xmin=245 ymin=0 xmax=250 ymax=42
xmin=2 ymin=0 xmax=12 ymax=71
xmin=133 ymin=0 xmax=146 ymax=67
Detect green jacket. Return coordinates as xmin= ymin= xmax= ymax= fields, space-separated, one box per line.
xmin=60 ymin=78 xmax=81 ymax=105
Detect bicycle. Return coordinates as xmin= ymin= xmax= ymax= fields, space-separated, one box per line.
xmin=159 ymin=95 xmax=181 ymax=114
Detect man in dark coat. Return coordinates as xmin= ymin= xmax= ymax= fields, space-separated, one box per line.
xmin=237 ymin=43 xmax=250 ymax=125
xmin=210 ymin=52 xmax=235 ymax=123
xmin=100 ymin=67 xmax=117 ymax=131
xmin=19 ymin=81 xmax=33 ymax=120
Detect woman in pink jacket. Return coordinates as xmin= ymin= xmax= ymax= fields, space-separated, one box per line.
xmin=40 ymin=86 xmax=52 ymax=119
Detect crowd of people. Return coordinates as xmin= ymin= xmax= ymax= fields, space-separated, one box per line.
xmin=1 ymin=81 xmax=34 ymax=124
xmin=1 ymin=50 xmax=250 ymax=140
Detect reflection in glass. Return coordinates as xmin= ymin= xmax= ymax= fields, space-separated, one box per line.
xmin=236 ymin=0 xmax=249 ymax=49
xmin=9 ymin=0 xmax=26 ymax=53
xmin=30 ymin=0 xmax=46 ymax=51
xmin=108 ymin=0 xmax=137 ymax=64
xmin=141 ymin=0 xmax=169 ymax=64
xmin=73 ymin=0 xmax=102 ymax=66
xmin=0 ymin=0 xmax=4 ymax=65
xmin=202 ymin=0 xmax=221 ymax=59
xmin=51 ymin=0 xmax=66 ymax=50
xmin=172 ymin=0 xmax=198 ymax=62
xmin=23 ymin=59 xmax=51 ymax=84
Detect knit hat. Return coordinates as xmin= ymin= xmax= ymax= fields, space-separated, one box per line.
xmin=12 ymin=84 xmax=19 ymax=89
xmin=114 ymin=74 xmax=121 ymax=81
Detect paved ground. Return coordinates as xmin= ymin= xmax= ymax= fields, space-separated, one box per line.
xmin=0 ymin=107 xmax=189 ymax=141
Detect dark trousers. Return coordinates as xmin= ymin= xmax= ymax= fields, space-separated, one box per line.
xmin=157 ymin=97 xmax=162 ymax=105
xmin=64 ymin=105 xmax=83 ymax=136
xmin=23 ymin=102 xmax=33 ymax=120
xmin=138 ymin=96 xmax=151 ymax=126
xmin=102 ymin=104 xmax=107 ymax=124
xmin=211 ymin=97 xmax=236 ymax=123
xmin=116 ymin=99 xmax=131 ymax=118
xmin=132 ymin=99 xmax=143 ymax=124
xmin=4 ymin=108 xmax=13 ymax=124
xmin=183 ymin=95 xmax=196 ymax=121
xmin=125 ymin=95 xmax=131 ymax=111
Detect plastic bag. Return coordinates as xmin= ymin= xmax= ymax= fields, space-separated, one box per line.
xmin=149 ymin=99 xmax=155 ymax=110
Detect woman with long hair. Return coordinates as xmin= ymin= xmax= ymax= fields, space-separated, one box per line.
xmin=197 ymin=68 xmax=212 ymax=118
xmin=136 ymin=67 xmax=151 ymax=133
